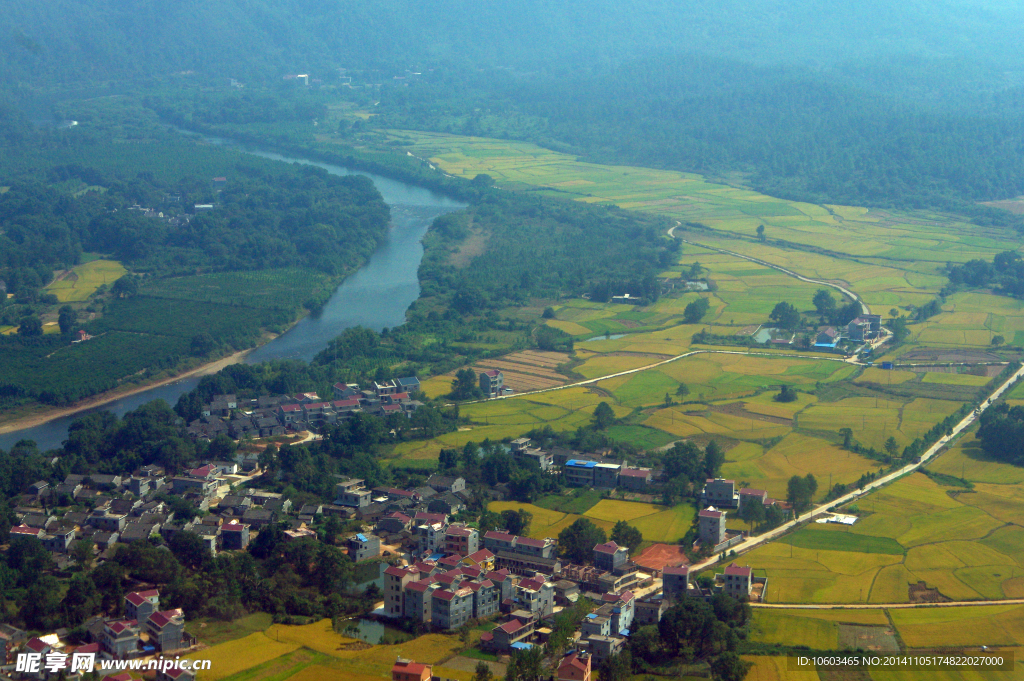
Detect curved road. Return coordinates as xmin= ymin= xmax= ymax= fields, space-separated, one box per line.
xmin=667 ymin=223 xmax=871 ymax=316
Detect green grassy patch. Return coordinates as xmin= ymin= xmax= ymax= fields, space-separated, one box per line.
xmin=533 ymin=489 xmax=604 ymax=514
xmin=605 ymin=424 xmax=678 ymax=449
xmin=781 ymin=526 xmax=905 ymax=555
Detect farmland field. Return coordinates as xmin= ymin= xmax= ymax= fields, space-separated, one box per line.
xmin=740 ymin=469 xmax=1024 ymax=604
xmin=45 ymin=259 xmax=127 ymax=302
xmin=488 ymin=498 xmax=695 ymax=544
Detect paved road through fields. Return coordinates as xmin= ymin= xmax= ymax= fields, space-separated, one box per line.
xmin=688 ymin=362 xmax=1024 ymax=574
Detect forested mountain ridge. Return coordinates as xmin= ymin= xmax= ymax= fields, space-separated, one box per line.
xmin=5 ymin=0 xmax=1024 ymax=85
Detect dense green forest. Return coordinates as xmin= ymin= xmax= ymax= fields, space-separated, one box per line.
xmin=5 ymin=0 xmax=1024 ymax=85
xmin=0 ymin=105 xmax=392 ymax=409
xmin=371 ymin=55 xmax=1024 ymax=214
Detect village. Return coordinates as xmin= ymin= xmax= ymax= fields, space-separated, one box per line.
xmin=0 ymin=401 xmax=777 ymax=681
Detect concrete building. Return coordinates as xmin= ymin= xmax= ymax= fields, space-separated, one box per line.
xmin=703 ymin=478 xmax=738 ymax=507
xmin=480 ymin=370 xmax=504 ymax=398
xmin=698 ymin=508 xmax=727 ymax=546
xmin=558 ymin=652 xmax=592 ymax=681
xmin=662 ymin=565 xmax=690 ymax=601
xmin=617 ymin=467 xmax=652 ymax=490
xmin=592 ymin=541 xmax=629 ymax=572
xmin=737 ymin=488 xmax=768 ymax=515
xmin=443 ymin=524 xmax=479 ymax=557
xmin=392 ymin=659 xmax=432 ymax=681
xmin=221 ymin=520 xmax=250 ymax=550
xmin=593 ymin=463 xmax=621 ymax=488
xmin=334 ymin=478 xmax=372 ymax=508
xmin=723 ymin=565 xmax=753 ymax=599
xmin=125 ymin=590 xmax=159 ymax=622
xmin=347 ymin=533 xmax=381 ymax=562
xmin=384 ymin=565 xmax=420 ymax=617
xmin=564 ymin=459 xmax=597 ymax=487
xmin=431 ymin=587 xmax=474 ymax=630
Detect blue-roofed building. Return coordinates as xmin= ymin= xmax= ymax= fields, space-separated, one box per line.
xmin=396 ymin=377 xmax=421 ymax=393
xmin=564 ymin=459 xmax=598 ymax=487
xmin=814 ymin=327 xmax=840 ymax=348
xmin=347 ymin=532 xmax=381 ymax=562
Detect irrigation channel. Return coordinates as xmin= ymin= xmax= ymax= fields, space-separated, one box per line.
xmin=0 ymin=138 xmax=466 ymax=452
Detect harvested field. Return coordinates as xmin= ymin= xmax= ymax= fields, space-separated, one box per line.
xmin=468 ymin=350 xmax=571 ymax=392
xmin=634 ymin=542 xmax=690 ymax=572
xmin=837 ymin=624 xmax=900 ymax=652
xmin=708 ymin=400 xmax=792 ymax=425
xmin=900 ymin=348 xmax=1002 ymax=363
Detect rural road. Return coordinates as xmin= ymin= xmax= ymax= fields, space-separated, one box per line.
xmin=752 ymin=599 xmax=1024 ymax=610
xmin=466 ymin=347 xmax=851 ymax=405
xmin=667 ymin=223 xmax=871 ymax=316
xmin=688 ymin=361 xmax=1024 ymax=574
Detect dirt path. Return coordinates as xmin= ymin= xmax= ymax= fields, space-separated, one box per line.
xmin=667 ymin=223 xmax=872 ymax=316
xmin=0 ymin=349 xmax=254 ymax=435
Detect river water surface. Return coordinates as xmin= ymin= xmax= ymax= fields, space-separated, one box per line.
xmin=0 ymin=142 xmax=465 ymax=451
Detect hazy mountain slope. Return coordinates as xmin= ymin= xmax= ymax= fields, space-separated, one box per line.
xmin=4 ymin=0 xmax=1024 ymax=85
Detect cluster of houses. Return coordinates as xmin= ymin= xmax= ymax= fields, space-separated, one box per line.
xmin=7 ymin=457 xmax=377 ymax=564
xmin=187 ymin=378 xmax=423 ymax=439
xmin=700 ymin=478 xmax=788 ymax=554
xmin=508 ymin=438 xmax=655 ymax=491
xmin=0 ymin=590 xmax=196 ymax=681
xmin=813 ymin=314 xmax=884 ymax=349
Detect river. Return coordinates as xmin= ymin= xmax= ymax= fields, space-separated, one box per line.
xmin=0 ymin=141 xmax=466 ymax=452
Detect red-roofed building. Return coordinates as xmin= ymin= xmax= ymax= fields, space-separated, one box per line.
xmin=462 ymin=548 xmax=495 ymax=571
xmin=444 ymin=523 xmax=479 ymax=556
xmin=392 ymin=659 xmax=432 ymax=681
xmin=593 ymin=541 xmax=629 ymax=571
xmin=188 ymin=464 xmax=217 ymax=480
xmin=737 ymin=488 xmax=768 ymax=515
xmin=617 ymin=467 xmax=652 ymax=491
xmin=221 ymin=520 xmax=250 ymax=550
xmin=25 ymin=637 xmax=49 ymax=655
xmin=558 ymin=651 xmax=592 ymax=681
xmin=124 ymin=589 xmax=159 ymax=622
xmin=723 ymin=565 xmax=753 ymax=599
xmin=698 ymin=508 xmax=727 ymax=545
xmin=102 ymin=620 xmax=140 ymax=657
xmin=147 ymin=608 xmax=186 ymax=651
xmin=385 ymin=565 xmax=420 ymax=617
xmin=10 ymin=524 xmax=41 ymax=538
xmin=663 ymin=565 xmax=690 ymax=600
xmin=480 ymin=369 xmax=503 ymax=398
xmin=486 ymin=617 xmax=536 ymax=651
xmin=278 ymin=404 xmax=302 ymax=423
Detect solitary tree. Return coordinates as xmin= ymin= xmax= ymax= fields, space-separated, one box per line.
xmin=839 ymin=427 xmax=854 ymax=448
xmin=813 ymin=289 xmax=836 ymax=316
xmin=884 ymin=437 xmax=900 ymax=459
xmin=769 ymin=302 xmax=801 ymax=330
xmin=18 ymin=315 xmax=43 ymax=336
xmin=611 ymin=520 xmax=643 ymax=554
xmin=775 ymin=385 xmax=798 ymax=402
xmin=591 ymin=401 xmax=615 ymax=430
xmin=676 ymin=383 xmax=690 ymax=397
xmin=739 ymin=499 xmax=766 ymax=533
xmin=756 ymin=225 xmax=766 ymax=242
xmin=58 ymin=305 xmax=77 ymax=334
xmin=558 ymin=518 xmax=607 ymax=564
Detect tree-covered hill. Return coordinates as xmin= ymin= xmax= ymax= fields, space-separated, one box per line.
xmin=6 ymin=0 xmax=1024 ymax=85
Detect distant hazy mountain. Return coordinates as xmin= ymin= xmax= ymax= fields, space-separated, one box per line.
xmin=4 ymin=0 xmax=1024 ymax=85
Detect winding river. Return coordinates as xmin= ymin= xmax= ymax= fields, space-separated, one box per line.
xmin=0 ymin=142 xmax=466 ymax=452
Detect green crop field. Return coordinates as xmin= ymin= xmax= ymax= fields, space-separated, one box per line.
xmin=142 ymin=267 xmax=335 ymax=310
xmin=45 ymin=259 xmax=127 ymax=302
